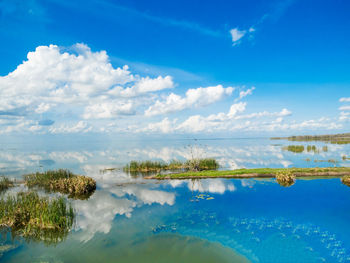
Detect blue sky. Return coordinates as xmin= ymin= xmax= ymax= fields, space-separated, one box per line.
xmin=0 ymin=0 xmax=349 ymax=136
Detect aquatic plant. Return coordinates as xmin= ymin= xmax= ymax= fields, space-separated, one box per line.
xmin=185 ymin=158 xmax=219 ymax=171
xmin=275 ymin=170 xmax=296 ymax=187
xmin=282 ymin=145 xmax=304 ymax=153
xmin=124 ymin=158 xmax=219 ymax=173
xmin=0 ymin=191 xmax=74 ymax=245
xmin=0 ymin=177 xmax=14 ymax=192
xmin=341 ymin=176 xmax=350 ymax=187
xmin=24 ymin=169 xmax=96 ymax=199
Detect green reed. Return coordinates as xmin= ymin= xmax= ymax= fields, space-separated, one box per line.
xmin=0 ymin=191 xmax=74 ymax=245
xmin=124 ymin=158 xmax=219 ymax=173
xmin=0 ymin=177 xmax=14 ymax=192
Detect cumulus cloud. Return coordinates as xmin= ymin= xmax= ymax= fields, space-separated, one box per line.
xmin=0 ymin=43 xmax=175 ymax=131
xmin=145 ymin=85 xmax=234 ymax=116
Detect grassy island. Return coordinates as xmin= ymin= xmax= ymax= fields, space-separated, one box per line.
xmin=24 ymin=169 xmax=96 ymax=199
xmin=0 ymin=191 xmax=74 ymax=244
xmin=147 ymin=167 xmax=350 ymax=180
xmin=124 ymin=158 xmax=219 ymax=173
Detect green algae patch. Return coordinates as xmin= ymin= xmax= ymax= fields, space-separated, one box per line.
xmin=0 ymin=191 xmax=74 ymax=245
xmin=150 ymin=167 xmax=350 ymax=180
xmin=24 ymin=169 xmax=96 ymax=199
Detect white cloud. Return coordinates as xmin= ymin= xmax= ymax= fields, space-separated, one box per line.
xmin=230 ymin=27 xmax=256 ymax=46
xmin=83 ymin=102 xmax=135 ymax=119
xmin=145 ymin=85 xmax=234 ymax=116
xmin=49 ymin=121 xmax=92 ymax=134
xmin=0 ymin=43 xmax=174 ymax=131
xmin=236 ymin=87 xmax=255 ymax=101
xmin=230 ymin=28 xmax=246 ymax=45
xmin=339 ymin=97 xmax=350 ymax=102
xmin=339 ymin=105 xmax=350 ymax=111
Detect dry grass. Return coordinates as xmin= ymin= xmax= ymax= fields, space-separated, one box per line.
xmin=275 ymin=170 xmax=296 ymax=187
xmin=24 ymin=169 xmax=96 ymax=199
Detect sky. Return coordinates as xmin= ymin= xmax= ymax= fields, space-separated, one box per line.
xmin=0 ymin=0 xmax=349 ymax=137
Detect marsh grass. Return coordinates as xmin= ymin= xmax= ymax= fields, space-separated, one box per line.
xmin=283 ymin=145 xmax=304 ymax=153
xmin=0 ymin=191 xmax=74 ymax=245
xmin=185 ymin=158 xmax=219 ymax=171
xmin=24 ymin=169 xmax=96 ymax=199
xmin=124 ymin=158 xmax=219 ymax=173
xmin=275 ymin=170 xmax=295 ymax=187
xmin=0 ymin=177 xmax=14 ymax=192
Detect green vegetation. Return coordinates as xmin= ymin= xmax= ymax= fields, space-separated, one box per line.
xmin=24 ymin=169 xmax=96 ymax=199
xmin=283 ymin=145 xmax=304 ymax=153
xmin=0 ymin=191 xmax=74 ymax=245
xmin=283 ymin=144 xmax=327 ymax=154
xmin=185 ymin=158 xmax=219 ymax=171
xmin=275 ymin=170 xmax=295 ymax=187
xmin=150 ymin=167 xmax=350 ymax=179
xmin=124 ymin=158 xmax=219 ymax=173
xmin=342 ymin=155 xmax=350 ymax=161
xmin=341 ymin=176 xmax=350 ymax=187
xmin=271 ymin=132 xmax=350 ymax=144
xmin=0 ymin=177 xmax=14 ymax=192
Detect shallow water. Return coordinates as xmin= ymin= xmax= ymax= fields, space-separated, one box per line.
xmin=1 ymin=137 xmax=350 ymax=262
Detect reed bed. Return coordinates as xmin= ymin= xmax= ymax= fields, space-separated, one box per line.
xmin=282 ymin=145 xmax=304 ymax=153
xmin=24 ymin=169 xmax=96 ymax=199
xmin=0 ymin=191 xmax=74 ymax=244
xmin=124 ymin=158 xmax=219 ymax=173
xmin=0 ymin=177 xmax=14 ymax=192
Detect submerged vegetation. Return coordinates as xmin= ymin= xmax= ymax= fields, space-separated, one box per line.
xmin=24 ymin=169 xmax=96 ymax=199
xmin=150 ymin=167 xmax=350 ymax=180
xmin=124 ymin=158 xmax=219 ymax=173
xmin=0 ymin=191 xmax=74 ymax=245
xmin=0 ymin=177 xmax=14 ymax=192
xmin=275 ymin=170 xmax=295 ymax=187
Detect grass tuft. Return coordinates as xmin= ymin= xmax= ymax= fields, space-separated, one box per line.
xmin=24 ymin=169 xmax=96 ymax=199
xmin=283 ymin=145 xmax=304 ymax=153
xmin=0 ymin=177 xmax=14 ymax=192
xmin=341 ymin=176 xmax=350 ymax=187
xmin=275 ymin=170 xmax=295 ymax=187
xmin=124 ymin=158 xmax=219 ymax=173
xmin=0 ymin=191 xmax=74 ymax=245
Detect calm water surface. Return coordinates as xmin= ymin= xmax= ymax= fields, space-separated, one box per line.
xmin=1 ymin=137 xmax=350 ymax=262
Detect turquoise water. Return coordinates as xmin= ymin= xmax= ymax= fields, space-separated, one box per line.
xmin=0 ymin=137 xmax=350 ymax=262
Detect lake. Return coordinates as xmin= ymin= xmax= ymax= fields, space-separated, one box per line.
xmin=1 ymin=137 xmax=350 ymax=262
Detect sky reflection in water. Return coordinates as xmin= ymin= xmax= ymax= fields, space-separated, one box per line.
xmin=1 ymin=138 xmax=350 ymax=262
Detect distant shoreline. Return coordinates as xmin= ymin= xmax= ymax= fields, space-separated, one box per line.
xmin=271 ymin=132 xmax=350 ymax=144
